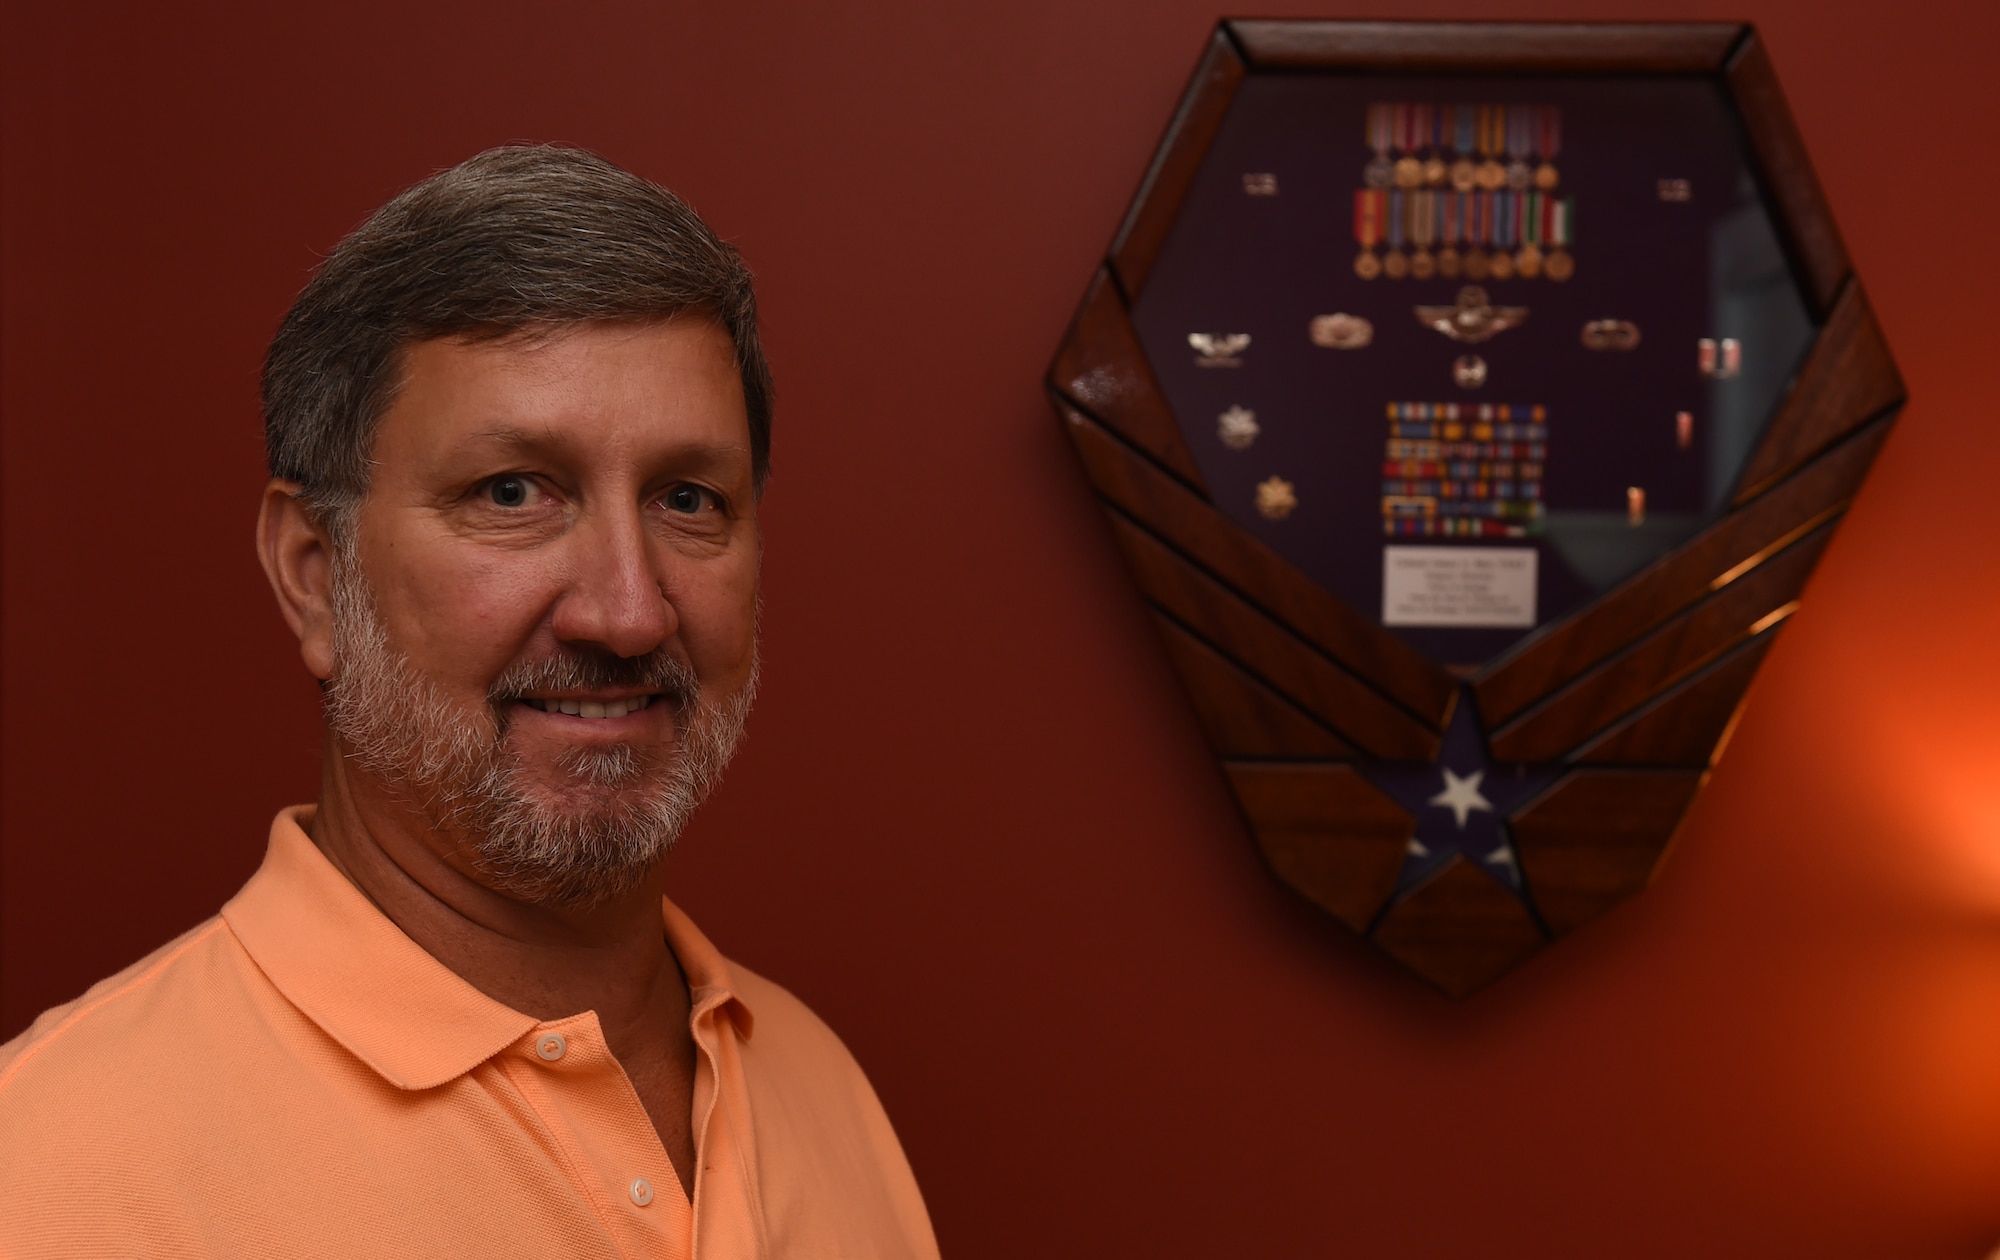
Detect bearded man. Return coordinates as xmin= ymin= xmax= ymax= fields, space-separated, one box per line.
xmin=0 ymin=147 xmax=939 ymax=1260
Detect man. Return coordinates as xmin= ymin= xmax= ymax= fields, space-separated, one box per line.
xmin=0 ymin=146 xmax=939 ymax=1259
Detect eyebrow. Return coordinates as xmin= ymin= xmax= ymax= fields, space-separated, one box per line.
xmin=463 ymin=425 xmax=750 ymax=465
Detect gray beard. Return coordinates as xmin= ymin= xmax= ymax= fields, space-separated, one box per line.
xmin=321 ymin=551 xmax=756 ymax=908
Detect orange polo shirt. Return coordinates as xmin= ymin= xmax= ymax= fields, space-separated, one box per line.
xmin=0 ymin=808 xmax=939 ymax=1259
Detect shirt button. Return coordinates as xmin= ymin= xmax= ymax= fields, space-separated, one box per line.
xmin=629 ymin=1177 xmax=654 ymax=1207
xmin=536 ymin=1033 xmax=567 ymax=1062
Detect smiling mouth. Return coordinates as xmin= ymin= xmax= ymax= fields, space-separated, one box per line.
xmin=520 ymin=695 xmax=659 ymax=719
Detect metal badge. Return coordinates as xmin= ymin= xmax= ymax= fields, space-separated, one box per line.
xmin=1581 ymin=319 xmax=1642 ymax=351
xmin=1256 ymin=476 xmax=1298 ymax=520
xmin=1242 ymin=172 xmax=1279 ymax=196
xmin=1453 ymin=355 xmax=1489 ymax=389
xmin=1189 ymin=332 xmax=1251 ymax=368
xmin=1309 ymin=313 xmax=1374 ymax=350
xmin=1217 ymin=405 xmax=1260 ymax=450
xmin=1417 ymin=285 xmax=1528 ymax=344
xmin=1698 ymin=337 xmax=1741 ymax=379
xmin=1658 ymin=178 xmax=1692 ymax=202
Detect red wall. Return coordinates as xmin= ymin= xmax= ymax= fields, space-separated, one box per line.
xmin=6 ymin=1 xmax=2000 ymax=1255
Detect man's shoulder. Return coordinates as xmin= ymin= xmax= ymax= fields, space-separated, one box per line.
xmin=0 ymin=915 xmax=261 ymax=1114
xmin=723 ymin=957 xmax=879 ymax=1090
xmin=717 ymin=957 xmax=939 ymax=1257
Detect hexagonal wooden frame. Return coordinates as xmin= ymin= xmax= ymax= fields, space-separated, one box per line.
xmin=1049 ymin=21 xmax=1904 ymax=996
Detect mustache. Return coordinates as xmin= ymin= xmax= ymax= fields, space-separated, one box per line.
xmin=487 ymin=646 xmax=702 ymax=708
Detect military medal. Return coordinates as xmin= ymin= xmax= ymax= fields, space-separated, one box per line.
xmin=1392 ymin=104 xmax=1425 ymax=189
xmin=1383 ymin=189 xmax=1410 ymax=278
xmin=1486 ymin=189 xmax=1515 ymax=281
xmin=1217 ymin=405 xmax=1260 ymax=450
xmin=1256 ymin=475 xmax=1298 ymax=520
xmin=1310 ymin=312 xmax=1374 ymax=349
xmin=1504 ymin=106 xmax=1533 ymax=190
xmin=1515 ymin=189 xmax=1544 ymax=278
xmin=1354 ymin=188 xmax=1384 ymax=279
xmin=1542 ymin=195 xmax=1575 ymax=281
xmin=1437 ymin=188 xmax=1463 ymax=277
xmin=1462 ymin=190 xmax=1490 ymax=280
xmin=1364 ymin=103 xmax=1394 ymax=188
xmin=1421 ymin=104 xmax=1449 ymax=186
xmin=1533 ymin=106 xmax=1562 ymax=190
xmin=1450 ymin=104 xmax=1479 ymax=191
xmin=1475 ymin=104 xmax=1508 ymax=190
xmin=1410 ymin=189 xmax=1438 ymax=279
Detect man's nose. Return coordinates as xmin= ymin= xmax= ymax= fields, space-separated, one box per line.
xmin=549 ymin=506 xmax=677 ymax=658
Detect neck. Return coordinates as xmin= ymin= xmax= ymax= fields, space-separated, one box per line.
xmin=307 ymin=729 xmax=686 ymax=1040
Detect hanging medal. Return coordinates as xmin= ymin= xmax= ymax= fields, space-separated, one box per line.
xmin=1410 ymin=189 xmax=1437 ymax=279
xmin=1544 ymin=196 xmax=1576 ymax=281
xmin=1364 ymin=102 xmax=1393 ymax=189
xmin=1476 ymin=104 xmax=1508 ymax=190
xmin=1463 ymin=190 xmax=1490 ymax=280
xmin=1393 ymin=103 xmax=1425 ymax=189
xmin=1437 ymin=186 xmax=1462 ymax=278
xmin=1422 ymin=104 xmax=1449 ymax=187
xmin=1505 ymin=106 xmax=1533 ymax=190
xmin=1354 ymin=188 xmax=1384 ymax=279
xmin=1488 ymin=189 xmax=1516 ymax=280
xmin=1450 ymin=104 xmax=1478 ymax=191
xmin=1515 ymin=190 xmax=1544 ymax=278
xmin=1384 ymin=188 xmax=1410 ymax=278
xmin=1534 ymin=106 xmax=1562 ymax=191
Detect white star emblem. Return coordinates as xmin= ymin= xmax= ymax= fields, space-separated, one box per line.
xmin=1428 ymin=768 xmax=1492 ymax=829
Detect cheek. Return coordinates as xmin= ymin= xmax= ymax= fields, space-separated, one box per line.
xmin=377 ymin=553 xmax=558 ymax=676
xmin=678 ymin=564 xmax=760 ymax=679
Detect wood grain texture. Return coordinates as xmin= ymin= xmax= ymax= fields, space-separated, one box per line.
xmin=1477 ymin=416 xmax=1890 ymax=726
xmin=1228 ymin=20 xmax=1742 ymax=73
xmin=1064 ymin=406 xmax=1456 ymax=726
xmin=1153 ymin=615 xmax=1354 ymax=758
xmin=1106 ymin=514 xmax=1442 ymax=761
xmin=1225 ymin=763 xmax=1410 ymax=932
xmin=1108 ymin=27 xmax=1244 ymax=300
xmin=1049 ymin=270 xmax=1207 ymax=490
xmin=1725 ymin=31 xmax=1851 ymax=317
xmin=1370 ymin=858 xmax=1547 ymax=998
xmin=1574 ymin=628 xmax=1780 ymax=766
xmin=1488 ymin=520 xmax=1832 ymax=763
xmin=1513 ymin=771 xmax=1705 ymax=936
xmin=1733 ymin=280 xmax=1904 ymax=503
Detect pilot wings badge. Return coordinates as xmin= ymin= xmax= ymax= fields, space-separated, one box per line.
xmin=1415 ymin=286 xmax=1528 ymax=344
xmin=1188 ymin=332 xmax=1251 ymax=367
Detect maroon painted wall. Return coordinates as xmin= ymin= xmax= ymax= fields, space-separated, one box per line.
xmin=6 ymin=1 xmax=2000 ymax=1255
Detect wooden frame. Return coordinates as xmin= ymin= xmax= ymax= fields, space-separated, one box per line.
xmin=1049 ymin=21 xmax=1903 ymax=996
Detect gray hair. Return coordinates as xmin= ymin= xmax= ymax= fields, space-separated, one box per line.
xmin=262 ymin=145 xmax=773 ymax=538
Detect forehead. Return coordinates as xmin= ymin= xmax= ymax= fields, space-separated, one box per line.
xmin=371 ymin=319 xmax=749 ymax=470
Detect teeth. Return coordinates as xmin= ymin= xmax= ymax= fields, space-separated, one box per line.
xmin=523 ymin=695 xmax=655 ymax=718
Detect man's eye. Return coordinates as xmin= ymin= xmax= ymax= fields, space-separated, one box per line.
xmin=486 ymin=477 xmax=532 ymax=508
xmin=663 ymin=485 xmax=712 ymax=514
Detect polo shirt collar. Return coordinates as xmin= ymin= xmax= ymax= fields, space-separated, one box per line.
xmin=223 ymin=807 xmax=752 ymax=1090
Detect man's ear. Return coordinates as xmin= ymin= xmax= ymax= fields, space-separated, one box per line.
xmin=257 ymin=479 xmax=337 ymax=681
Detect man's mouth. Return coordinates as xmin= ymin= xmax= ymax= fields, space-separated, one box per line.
xmin=519 ymin=694 xmax=660 ymax=719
